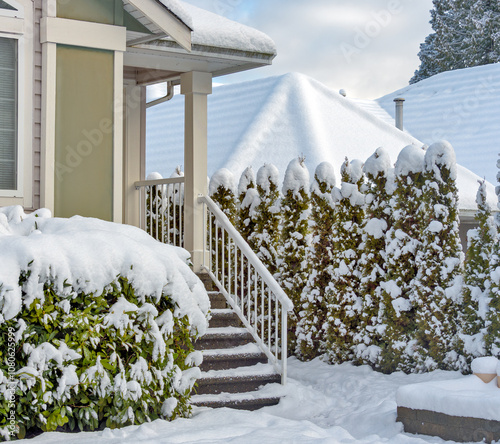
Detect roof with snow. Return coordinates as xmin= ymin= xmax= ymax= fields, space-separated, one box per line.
xmin=356 ymin=63 xmax=500 ymax=187
xmin=146 ymin=72 xmax=496 ymax=212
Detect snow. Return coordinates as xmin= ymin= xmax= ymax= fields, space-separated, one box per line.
xmin=395 ymin=144 xmax=425 ymax=177
xmin=20 ymin=358 xmax=474 ymax=444
xmin=374 ymin=63 xmax=500 ymax=186
xmin=209 ymin=168 xmax=235 ymax=196
xmin=158 ymin=0 xmax=193 ymax=30
xmin=147 ymin=72 xmax=493 ymax=212
xmin=237 ymin=166 xmax=255 ymax=197
xmin=282 ymin=157 xmax=310 ymax=196
xmin=471 ymin=356 xmax=499 ymax=374
xmin=363 ymin=147 xmax=392 ymax=178
xmin=0 ymin=206 xmax=209 ymax=334
xmin=256 ymin=164 xmax=279 ymax=194
xmin=178 ymin=2 xmax=275 ymax=54
xmin=424 ymin=140 xmax=458 ymax=181
xmin=313 ymin=161 xmax=336 ymax=187
xmin=397 ymin=375 xmax=500 ymax=421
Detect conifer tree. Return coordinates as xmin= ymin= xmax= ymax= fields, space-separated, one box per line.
xmin=278 ymin=157 xmax=311 ymax=350
xmin=354 ymin=148 xmax=394 ymax=368
xmin=237 ymin=166 xmax=257 ymax=243
xmin=296 ymin=162 xmax=336 ymax=360
xmin=250 ymin=164 xmax=281 ymax=276
xmin=485 ymin=154 xmax=500 ymax=357
xmin=467 ymin=0 xmax=500 ymax=66
xmin=379 ymin=145 xmax=426 ymax=374
xmin=413 ymin=141 xmax=465 ymax=372
xmin=324 ymin=158 xmax=365 ymax=364
xmin=209 ymin=168 xmax=237 ymax=224
xmin=460 ymin=179 xmax=495 ymax=360
xmin=167 ymin=166 xmax=184 ymax=246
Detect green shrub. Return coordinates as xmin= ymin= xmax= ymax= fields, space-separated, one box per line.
xmin=0 ymin=274 xmax=202 ymax=440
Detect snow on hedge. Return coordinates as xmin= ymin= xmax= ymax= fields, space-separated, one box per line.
xmin=0 ymin=206 xmax=209 ymax=332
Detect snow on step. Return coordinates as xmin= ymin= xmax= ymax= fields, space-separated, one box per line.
xmin=200 ymin=362 xmax=277 ymax=379
xmin=204 ymin=326 xmax=249 ymax=335
xmin=202 ymin=342 xmax=262 ymax=357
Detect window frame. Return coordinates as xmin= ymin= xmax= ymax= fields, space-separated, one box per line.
xmin=0 ymin=0 xmax=32 ymax=204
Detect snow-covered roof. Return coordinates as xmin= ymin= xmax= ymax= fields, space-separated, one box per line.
xmin=157 ymin=0 xmax=193 ymax=30
xmin=364 ymin=63 xmax=500 ymax=187
xmin=147 ymin=72 xmax=494 ymax=212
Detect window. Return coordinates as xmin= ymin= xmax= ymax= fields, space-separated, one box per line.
xmin=0 ymin=0 xmax=16 ymax=11
xmin=0 ymin=36 xmax=17 ymax=191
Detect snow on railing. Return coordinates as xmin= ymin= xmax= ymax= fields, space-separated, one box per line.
xmin=135 ymin=177 xmax=185 ymax=248
xmin=199 ymin=195 xmax=293 ymax=385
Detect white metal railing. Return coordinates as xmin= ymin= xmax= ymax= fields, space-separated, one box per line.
xmin=199 ymin=195 xmax=293 ymax=384
xmin=135 ymin=177 xmax=185 ymax=247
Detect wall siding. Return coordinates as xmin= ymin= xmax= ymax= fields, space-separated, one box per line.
xmin=33 ymin=0 xmax=42 ymax=210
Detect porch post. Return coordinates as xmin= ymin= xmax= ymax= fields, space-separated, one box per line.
xmin=181 ymin=71 xmax=212 ymax=272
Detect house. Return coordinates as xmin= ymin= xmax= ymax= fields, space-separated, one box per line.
xmin=0 ymin=0 xmax=276 ymax=274
xmin=146 ymin=72 xmax=497 ymax=246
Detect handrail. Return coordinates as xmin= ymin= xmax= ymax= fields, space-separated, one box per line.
xmin=134 ymin=177 xmax=185 ymax=189
xmin=199 ymin=195 xmax=293 ymax=311
xmin=199 ymin=194 xmax=292 ymax=385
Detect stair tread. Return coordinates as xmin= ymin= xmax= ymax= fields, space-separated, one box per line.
xmin=202 ymin=343 xmax=263 ymax=357
xmin=210 ymin=308 xmax=236 ymax=314
xmin=199 ymin=363 xmax=278 ymax=380
xmin=203 ymin=326 xmax=250 ymax=335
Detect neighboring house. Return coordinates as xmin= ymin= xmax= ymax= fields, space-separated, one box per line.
xmin=0 ymin=0 xmax=275 ymax=272
xmin=146 ymin=72 xmax=496 ymax=247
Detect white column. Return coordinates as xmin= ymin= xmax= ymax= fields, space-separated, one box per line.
xmin=181 ymin=71 xmax=212 ymax=273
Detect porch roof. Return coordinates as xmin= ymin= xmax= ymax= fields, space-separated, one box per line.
xmin=123 ymin=0 xmax=276 ymax=85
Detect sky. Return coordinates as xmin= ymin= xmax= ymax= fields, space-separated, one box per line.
xmin=182 ymin=0 xmax=435 ymax=99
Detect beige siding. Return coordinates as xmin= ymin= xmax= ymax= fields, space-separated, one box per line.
xmin=33 ymin=0 xmax=42 ymax=210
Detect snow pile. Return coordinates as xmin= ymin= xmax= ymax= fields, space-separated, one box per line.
xmin=19 ymin=358 xmax=469 ymax=444
xmin=471 ymin=356 xmax=498 ymax=374
xmin=397 ymin=375 xmax=500 ymax=421
xmin=0 ymin=206 xmax=209 ymax=331
xmin=147 ymin=72 xmax=495 ymax=212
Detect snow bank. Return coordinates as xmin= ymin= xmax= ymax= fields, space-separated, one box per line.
xmin=397 ymin=375 xmax=500 ymax=421
xmin=0 ymin=206 xmax=209 ymax=332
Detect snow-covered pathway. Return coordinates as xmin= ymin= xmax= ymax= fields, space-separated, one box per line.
xmin=22 ymin=358 xmax=472 ymax=444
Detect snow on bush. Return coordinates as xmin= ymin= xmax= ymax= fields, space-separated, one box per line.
xmin=0 ymin=207 xmax=209 ymax=439
xmin=296 ymin=162 xmax=336 ymax=360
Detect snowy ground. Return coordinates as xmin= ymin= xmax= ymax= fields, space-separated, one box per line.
xmin=21 ymin=357 xmax=484 ymax=444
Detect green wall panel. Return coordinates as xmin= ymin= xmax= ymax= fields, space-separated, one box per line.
xmin=57 ymin=0 xmax=122 ymax=25
xmin=55 ymin=45 xmax=114 ymax=221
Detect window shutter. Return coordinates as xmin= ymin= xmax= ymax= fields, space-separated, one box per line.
xmin=0 ymin=36 xmax=17 ymax=190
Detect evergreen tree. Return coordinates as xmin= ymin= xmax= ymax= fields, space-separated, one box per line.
xmin=249 ymin=164 xmax=281 ymax=276
xmin=237 ymin=166 xmax=257 ymax=243
xmin=209 ymin=168 xmax=237 ymax=224
xmin=324 ymin=158 xmax=365 ymax=364
xmin=411 ymin=0 xmax=500 ymax=83
xmin=460 ymin=179 xmax=495 ymax=361
xmin=354 ymin=148 xmax=394 ymax=368
xmin=278 ymin=157 xmax=311 ymax=351
xmin=296 ymin=162 xmax=336 ymax=360
xmin=413 ymin=141 xmax=465 ymax=372
xmin=485 ymin=153 xmax=500 ymax=357
xmin=167 ymin=166 xmax=184 ymax=246
xmin=379 ymin=145 xmax=426 ymax=374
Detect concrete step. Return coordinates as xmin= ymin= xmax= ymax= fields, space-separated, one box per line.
xmin=191 ymin=392 xmax=281 ymax=411
xmin=208 ymin=291 xmax=227 ymax=309
xmin=195 ymin=364 xmax=281 ymax=395
xmin=208 ymin=309 xmax=242 ymax=328
xmin=195 ymin=327 xmax=254 ymax=350
xmin=201 ymin=343 xmax=268 ymax=371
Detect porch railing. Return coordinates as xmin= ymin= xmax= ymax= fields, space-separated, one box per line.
xmin=199 ymin=195 xmax=293 ymax=384
xmin=134 ymin=177 xmax=185 ymax=248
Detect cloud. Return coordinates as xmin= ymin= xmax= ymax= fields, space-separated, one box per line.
xmin=183 ymin=0 xmax=434 ymax=99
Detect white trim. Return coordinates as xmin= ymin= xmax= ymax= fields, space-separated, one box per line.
xmin=41 ymin=17 xmax=126 ymax=52
xmin=0 ymin=16 xmax=23 ymax=33
xmin=124 ymin=0 xmax=191 ymax=51
xmin=0 ymin=0 xmax=24 ymax=19
xmin=113 ymin=51 xmax=124 ymax=223
xmin=40 ymin=42 xmax=56 ymax=212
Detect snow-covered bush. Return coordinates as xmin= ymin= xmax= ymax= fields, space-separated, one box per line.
xmin=324 ymin=158 xmax=365 ymax=364
xmin=354 ymin=148 xmax=394 ymax=368
xmin=250 ymin=164 xmax=281 ymax=276
xmin=413 ymin=141 xmax=465 ymax=372
xmin=486 ymin=154 xmax=500 ymax=357
xmin=209 ymin=168 xmax=237 ymax=224
xmin=237 ymin=167 xmax=258 ymax=243
xmin=379 ymin=145 xmax=426 ymax=373
xmin=460 ymin=179 xmax=495 ymax=361
xmin=278 ymin=158 xmax=311 ymax=350
xmin=296 ymin=162 xmax=336 ymax=360
xmin=0 ymin=207 xmax=209 ymax=440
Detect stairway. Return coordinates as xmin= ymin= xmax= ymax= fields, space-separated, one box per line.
xmin=191 ymin=282 xmax=283 ymax=411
